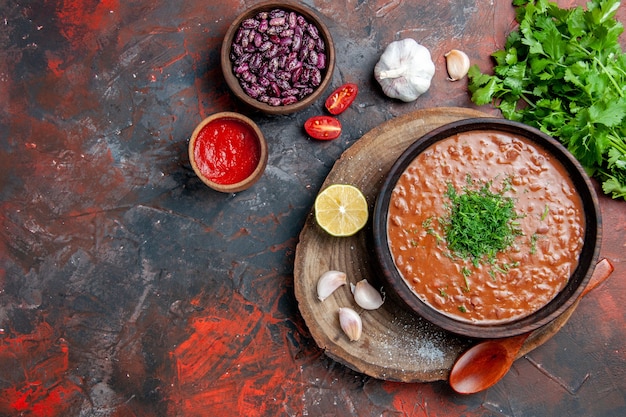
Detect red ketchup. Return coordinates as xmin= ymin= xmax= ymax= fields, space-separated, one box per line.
xmin=193 ymin=118 xmax=261 ymax=185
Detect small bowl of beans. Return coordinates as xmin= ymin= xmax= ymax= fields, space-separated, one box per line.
xmin=221 ymin=1 xmax=335 ymax=115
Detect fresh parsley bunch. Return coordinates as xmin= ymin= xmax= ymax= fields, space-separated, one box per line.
xmin=468 ymin=0 xmax=626 ymax=200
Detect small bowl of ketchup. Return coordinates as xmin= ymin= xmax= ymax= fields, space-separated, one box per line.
xmin=189 ymin=112 xmax=268 ymax=193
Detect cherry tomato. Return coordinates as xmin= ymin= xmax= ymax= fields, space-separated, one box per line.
xmin=324 ymin=83 xmax=358 ymax=115
xmin=304 ymin=115 xmax=342 ymax=140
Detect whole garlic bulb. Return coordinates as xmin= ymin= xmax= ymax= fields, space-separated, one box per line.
xmin=374 ymin=38 xmax=435 ymax=102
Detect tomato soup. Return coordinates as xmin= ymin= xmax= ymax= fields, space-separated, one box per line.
xmin=193 ymin=118 xmax=261 ymax=185
xmin=387 ymin=130 xmax=585 ymax=324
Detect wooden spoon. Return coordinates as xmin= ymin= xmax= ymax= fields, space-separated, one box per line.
xmin=449 ymin=258 xmax=614 ymax=394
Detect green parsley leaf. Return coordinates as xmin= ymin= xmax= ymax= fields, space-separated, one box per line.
xmin=468 ymin=0 xmax=626 ymax=200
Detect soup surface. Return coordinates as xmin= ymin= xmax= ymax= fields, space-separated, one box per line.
xmin=387 ymin=130 xmax=585 ymax=323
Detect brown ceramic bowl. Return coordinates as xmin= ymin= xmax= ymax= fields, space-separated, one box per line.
xmin=372 ymin=118 xmax=602 ymax=339
xmin=188 ymin=112 xmax=268 ymax=193
xmin=221 ymin=1 xmax=335 ymax=115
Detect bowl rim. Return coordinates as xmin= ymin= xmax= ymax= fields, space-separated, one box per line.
xmin=188 ymin=111 xmax=268 ymax=193
xmin=372 ymin=117 xmax=602 ymax=339
xmin=220 ymin=0 xmax=336 ymax=115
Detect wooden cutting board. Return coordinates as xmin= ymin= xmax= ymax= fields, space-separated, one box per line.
xmin=293 ymin=107 xmax=583 ymax=382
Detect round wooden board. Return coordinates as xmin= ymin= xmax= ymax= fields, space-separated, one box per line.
xmin=293 ymin=107 xmax=581 ymax=383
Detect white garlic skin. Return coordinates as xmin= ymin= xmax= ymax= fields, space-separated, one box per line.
xmin=445 ymin=49 xmax=470 ymax=81
xmin=317 ymin=270 xmax=347 ymax=301
xmin=374 ymin=38 xmax=435 ymax=102
xmin=338 ymin=307 xmax=362 ymax=342
xmin=351 ymin=279 xmax=384 ymax=310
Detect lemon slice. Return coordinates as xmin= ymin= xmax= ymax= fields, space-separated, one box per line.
xmin=314 ymin=184 xmax=368 ymax=237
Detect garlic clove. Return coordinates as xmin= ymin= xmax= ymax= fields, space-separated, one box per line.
xmin=338 ymin=307 xmax=362 ymax=342
xmin=445 ymin=49 xmax=470 ymax=81
xmin=351 ymin=279 xmax=384 ymax=310
xmin=317 ymin=270 xmax=347 ymax=301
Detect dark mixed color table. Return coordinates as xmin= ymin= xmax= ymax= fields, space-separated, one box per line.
xmin=1 ymin=1 xmax=625 ymax=416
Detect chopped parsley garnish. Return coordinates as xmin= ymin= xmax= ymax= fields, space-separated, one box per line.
xmin=422 ymin=217 xmax=443 ymax=242
xmin=541 ymin=204 xmax=550 ymax=221
xmin=530 ymin=233 xmax=539 ymax=254
xmin=461 ymin=266 xmax=472 ymax=291
xmin=493 ymin=261 xmax=520 ymax=274
xmin=442 ymin=177 xmax=523 ymax=265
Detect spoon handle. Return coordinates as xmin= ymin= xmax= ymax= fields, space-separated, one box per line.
xmin=580 ymin=257 xmax=614 ymax=297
